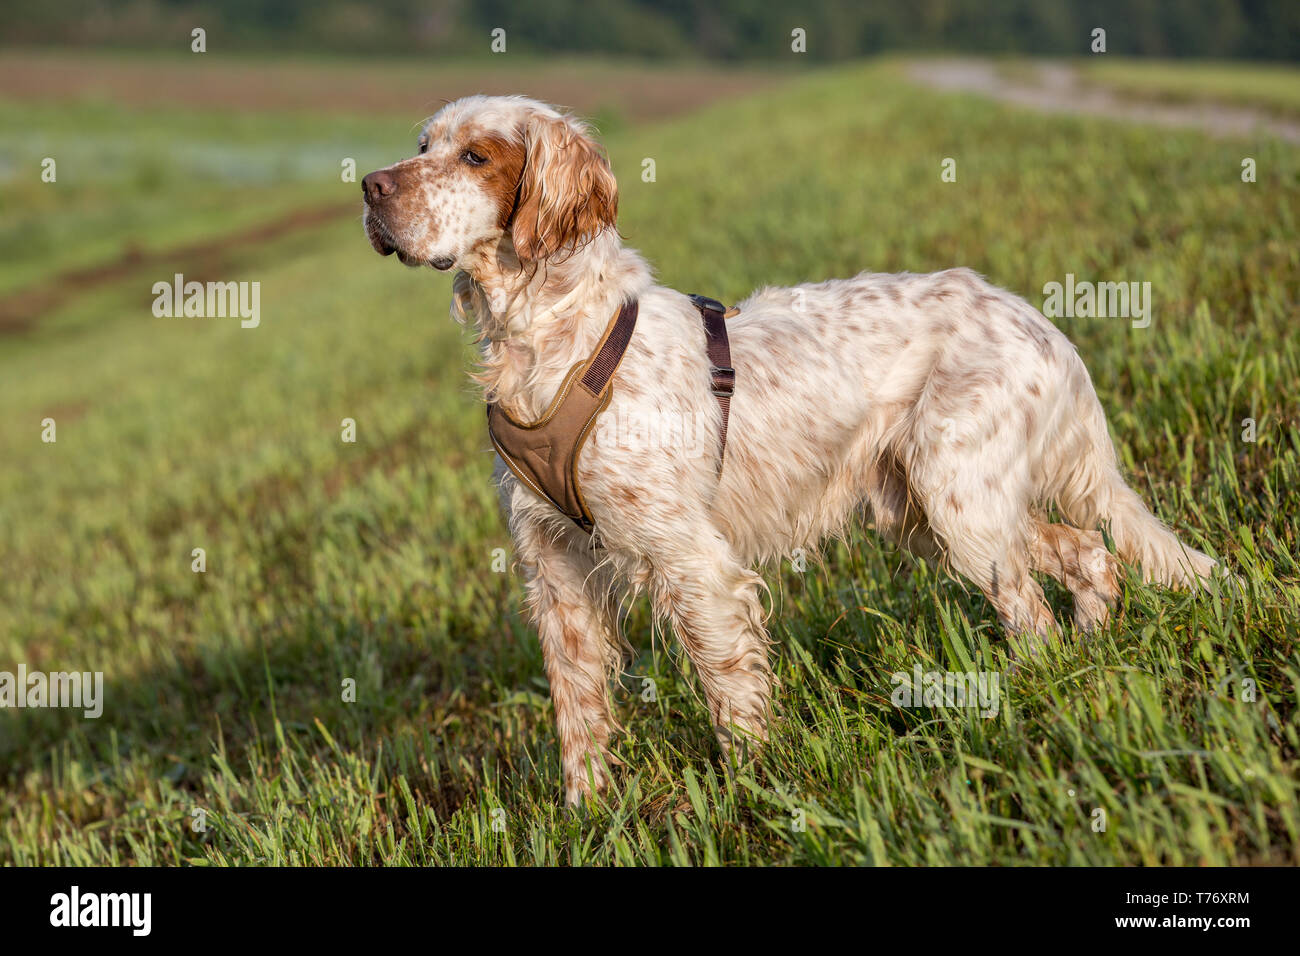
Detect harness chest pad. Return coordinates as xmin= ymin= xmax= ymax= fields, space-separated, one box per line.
xmin=486 ymin=294 xmax=732 ymax=534
xmin=487 ymin=300 xmax=639 ymax=533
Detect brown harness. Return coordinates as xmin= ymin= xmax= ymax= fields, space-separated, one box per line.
xmin=486 ymin=294 xmax=735 ymax=533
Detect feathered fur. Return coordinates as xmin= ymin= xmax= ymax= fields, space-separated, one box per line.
xmin=362 ymin=95 xmax=1221 ymax=805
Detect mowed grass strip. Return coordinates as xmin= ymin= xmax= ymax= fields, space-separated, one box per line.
xmin=0 ymin=59 xmax=1297 ymax=865
xmin=1079 ymin=57 xmax=1300 ymax=119
xmin=0 ymin=49 xmax=781 ymax=119
xmin=0 ymin=52 xmax=777 ymax=300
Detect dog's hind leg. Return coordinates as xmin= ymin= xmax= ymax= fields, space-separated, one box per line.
xmin=909 ymin=448 xmax=1058 ymax=644
xmin=1029 ymin=519 xmax=1121 ymax=631
xmin=1049 ymin=359 xmax=1218 ymax=588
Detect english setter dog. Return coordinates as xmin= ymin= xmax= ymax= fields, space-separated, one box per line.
xmin=362 ymin=95 xmax=1218 ymax=805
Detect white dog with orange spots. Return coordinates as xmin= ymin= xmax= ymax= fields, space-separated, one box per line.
xmin=362 ymin=95 xmax=1219 ymax=805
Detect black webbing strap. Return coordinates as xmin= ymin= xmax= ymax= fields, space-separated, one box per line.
xmin=580 ymin=300 xmax=639 ymax=393
xmin=688 ymin=294 xmax=735 ymax=468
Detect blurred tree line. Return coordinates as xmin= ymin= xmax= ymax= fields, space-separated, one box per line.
xmin=7 ymin=0 xmax=1297 ymax=61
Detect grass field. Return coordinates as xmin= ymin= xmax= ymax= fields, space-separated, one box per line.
xmin=1 ymin=53 xmax=1298 ymax=866
xmin=1081 ymin=57 xmax=1300 ymax=118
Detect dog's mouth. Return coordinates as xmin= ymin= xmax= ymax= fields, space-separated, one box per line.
xmin=394 ymin=250 xmax=454 ymax=270
xmin=364 ymin=214 xmax=397 ymax=258
xmin=365 ymin=217 xmax=453 ymax=270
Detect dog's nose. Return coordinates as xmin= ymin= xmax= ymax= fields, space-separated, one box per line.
xmin=362 ymin=170 xmax=398 ymax=204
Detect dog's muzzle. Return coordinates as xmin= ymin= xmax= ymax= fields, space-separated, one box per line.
xmin=362 ymin=170 xmax=399 ymax=256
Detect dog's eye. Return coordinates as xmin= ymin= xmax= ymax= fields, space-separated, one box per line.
xmin=417 ymin=141 xmax=428 ymax=155
xmin=461 ymin=149 xmax=487 ymax=167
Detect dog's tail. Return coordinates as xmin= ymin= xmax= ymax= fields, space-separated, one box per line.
xmin=1052 ymin=375 xmax=1218 ymax=589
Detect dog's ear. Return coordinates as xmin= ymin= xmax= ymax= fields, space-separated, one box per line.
xmin=511 ymin=112 xmax=618 ymax=261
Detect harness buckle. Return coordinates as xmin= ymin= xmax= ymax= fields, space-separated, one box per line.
xmin=689 ymin=294 xmax=727 ymax=315
xmin=710 ymin=364 xmax=735 ymax=397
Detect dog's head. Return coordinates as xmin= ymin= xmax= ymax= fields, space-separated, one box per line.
xmin=362 ymin=95 xmax=618 ymax=273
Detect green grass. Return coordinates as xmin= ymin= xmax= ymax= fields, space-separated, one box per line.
xmin=1 ymin=57 xmax=1298 ymax=865
xmin=0 ymin=100 xmax=401 ymax=295
xmin=1080 ymin=57 xmax=1300 ymax=118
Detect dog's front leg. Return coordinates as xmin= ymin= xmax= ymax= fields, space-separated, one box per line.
xmin=651 ymin=530 xmax=774 ymax=759
xmin=512 ymin=508 xmax=620 ymax=806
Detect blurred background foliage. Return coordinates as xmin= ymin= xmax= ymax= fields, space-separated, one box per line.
xmin=5 ymin=0 xmax=1298 ymax=61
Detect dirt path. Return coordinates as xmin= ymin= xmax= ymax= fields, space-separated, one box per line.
xmin=907 ymin=59 xmax=1300 ymax=144
xmin=0 ymin=201 xmax=354 ymax=333
xmin=1 ymin=52 xmax=782 ymax=332
xmin=0 ymin=51 xmax=777 ymax=121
